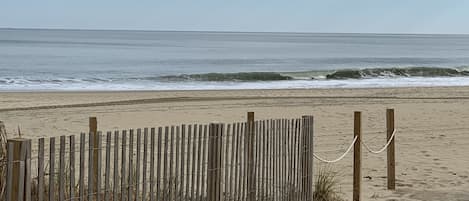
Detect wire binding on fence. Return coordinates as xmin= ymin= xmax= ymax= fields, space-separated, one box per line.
xmin=362 ymin=129 xmax=396 ymax=154
xmin=313 ymin=136 xmax=358 ymax=163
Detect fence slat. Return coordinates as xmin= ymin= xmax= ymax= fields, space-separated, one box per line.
xmin=228 ymin=123 xmax=236 ymax=200
xmin=191 ymin=124 xmax=197 ymax=200
xmin=38 ymin=138 xmax=45 ymax=201
xmin=180 ymin=125 xmax=186 ymax=200
xmin=162 ymin=126 xmax=169 ymax=201
xmin=168 ymin=126 xmax=174 ymax=201
xmin=185 ymin=125 xmax=192 ymax=199
xmin=104 ymin=132 xmax=111 ymax=201
xmin=49 ymin=137 xmax=56 ymax=201
xmin=113 ymin=131 xmax=119 ymax=201
xmin=59 ymin=136 xmax=65 ymax=201
xmin=196 ymin=125 xmax=203 ymax=200
xmin=142 ymin=128 xmax=149 ymax=200
xmin=200 ymin=125 xmax=208 ymax=201
xmin=88 ymin=133 xmax=94 ymax=201
xmin=69 ymin=136 xmax=76 ymax=201
xmin=6 ymin=142 xmax=14 ymax=201
xmin=174 ymin=126 xmax=180 ymax=201
xmin=25 ymin=140 xmax=32 ymax=201
xmin=97 ymin=133 xmax=103 ymax=201
xmin=128 ymin=129 xmax=134 ymax=201
xmin=121 ymin=130 xmax=127 ymax=201
xmin=79 ymin=134 xmax=85 ymax=201
xmin=136 ymin=129 xmax=142 ymax=201
xmin=149 ymin=128 xmax=156 ymax=201
xmin=155 ymin=127 xmax=162 ymax=201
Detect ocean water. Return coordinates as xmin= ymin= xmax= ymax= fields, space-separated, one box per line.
xmin=1 ymin=28 xmax=469 ymax=91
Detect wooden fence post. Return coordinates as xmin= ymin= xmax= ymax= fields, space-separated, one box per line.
xmin=247 ymin=112 xmax=256 ymax=201
xmin=301 ymin=116 xmax=314 ymax=201
xmin=207 ymin=123 xmax=223 ymax=201
xmin=6 ymin=138 xmax=32 ymax=201
xmin=353 ymin=112 xmax=362 ymax=201
xmin=89 ymin=117 xmax=99 ymax=193
xmin=387 ymin=109 xmax=396 ymax=190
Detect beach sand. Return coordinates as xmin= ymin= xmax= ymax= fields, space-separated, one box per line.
xmin=1 ymin=87 xmax=469 ymax=201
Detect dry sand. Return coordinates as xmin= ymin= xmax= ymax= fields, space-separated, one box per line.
xmin=1 ymin=86 xmax=469 ymax=201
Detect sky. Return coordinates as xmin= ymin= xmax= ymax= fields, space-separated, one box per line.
xmin=1 ymin=0 xmax=469 ymax=34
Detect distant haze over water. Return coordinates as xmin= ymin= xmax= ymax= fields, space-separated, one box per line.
xmin=1 ymin=28 xmax=469 ymax=91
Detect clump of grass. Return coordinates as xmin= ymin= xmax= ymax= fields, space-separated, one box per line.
xmin=313 ymin=166 xmax=344 ymax=201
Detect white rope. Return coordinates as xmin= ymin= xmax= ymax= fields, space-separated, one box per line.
xmin=313 ymin=136 xmax=358 ymax=163
xmin=362 ymin=129 xmax=396 ymax=154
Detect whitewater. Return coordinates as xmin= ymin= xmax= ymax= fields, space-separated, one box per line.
xmin=1 ymin=29 xmax=469 ymax=91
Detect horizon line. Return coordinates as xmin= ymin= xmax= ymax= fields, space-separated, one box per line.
xmin=1 ymin=27 xmax=469 ymax=36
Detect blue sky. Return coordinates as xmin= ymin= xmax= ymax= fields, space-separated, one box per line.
xmin=1 ymin=0 xmax=469 ymax=34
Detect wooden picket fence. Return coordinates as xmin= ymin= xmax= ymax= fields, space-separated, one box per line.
xmin=4 ymin=115 xmax=314 ymax=201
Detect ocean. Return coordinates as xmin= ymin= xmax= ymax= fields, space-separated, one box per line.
xmin=1 ymin=28 xmax=469 ymax=91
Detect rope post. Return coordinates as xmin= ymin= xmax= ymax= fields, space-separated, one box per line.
xmin=301 ymin=115 xmax=314 ymax=201
xmin=386 ymin=109 xmax=396 ymax=190
xmin=6 ymin=138 xmax=32 ymax=201
xmin=207 ymin=123 xmax=223 ymax=201
xmin=89 ymin=117 xmax=99 ymax=193
xmin=353 ymin=111 xmax=361 ymax=201
xmin=247 ymin=112 xmax=256 ymax=201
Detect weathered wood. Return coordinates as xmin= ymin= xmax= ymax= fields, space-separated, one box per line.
xmin=223 ymin=124 xmax=231 ymax=200
xmin=240 ymin=122 xmax=246 ymax=200
xmin=69 ymin=135 xmax=75 ymax=200
xmin=6 ymin=138 xmax=31 ymax=201
xmin=190 ymin=125 xmax=197 ymax=200
xmin=196 ymin=125 xmax=203 ymax=200
xmin=38 ymin=138 xmax=45 ymax=201
xmin=387 ymin=108 xmax=396 ymax=190
xmin=179 ymin=125 xmax=186 ymax=200
xmin=200 ymin=125 xmax=208 ymax=201
xmin=207 ymin=123 xmax=223 ymax=201
xmin=233 ymin=123 xmax=240 ymax=201
xmin=128 ymin=129 xmax=134 ymax=201
xmin=79 ymin=134 xmax=85 ymax=201
xmin=88 ymin=133 xmax=94 ymax=201
xmin=25 ymin=140 xmax=31 ymax=201
xmin=162 ymin=126 xmax=169 ymax=201
xmin=17 ymin=140 xmax=26 ymax=201
xmin=168 ymin=126 xmax=174 ymax=201
xmin=121 ymin=130 xmax=127 ymax=201
xmin=174 ymin=126 xmax=180 ymax=200
xmin=155 ymin=127 xmax=162 ymax=201
xmin=261 ymin=121 xmax=266 ymax=200
xmin=246 ymin=112 xmax=255 ymax=201
xmin=49 ymin=137 xmax=56 ymax=201
xmin=303 ymin=116 xmax=314 ymax=201
xmin=6 ymin=141 xmax=14 ymax=201
xmin=229 ymin=123 xmax=236 ymax=200
xmin=149 ymin=128 xmax=156 ymax=201
xmin=59 ymin=136 xmax=65 ymax=201
xmin=185 ymin=125 xmax=192 ymax=199
xmin=136 ymin=129 xmax=142 ymax=201
xmin=353 ymin=111 xmax=362 ymax=201
xmin=104 ymin=132 xmax=111 ymax=201
xmin=96 ymin=133 xmax=102 ymax=201
xmin=113 ymin=131 xmax=119 ymax=201
xmin=142 ymin=128 xmax=148 ymax=200
xmin=89 ymin=117 xmax=99 ymax=193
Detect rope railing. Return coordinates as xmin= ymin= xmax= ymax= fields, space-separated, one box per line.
xmin=312 ymin=136 xmax=357 ymax=163
xmin=362 ymin=129 xmax=396 ymax=154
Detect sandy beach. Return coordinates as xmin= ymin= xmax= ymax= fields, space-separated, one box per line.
xmin=1 ymin=86 xmax=469 ymax=200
